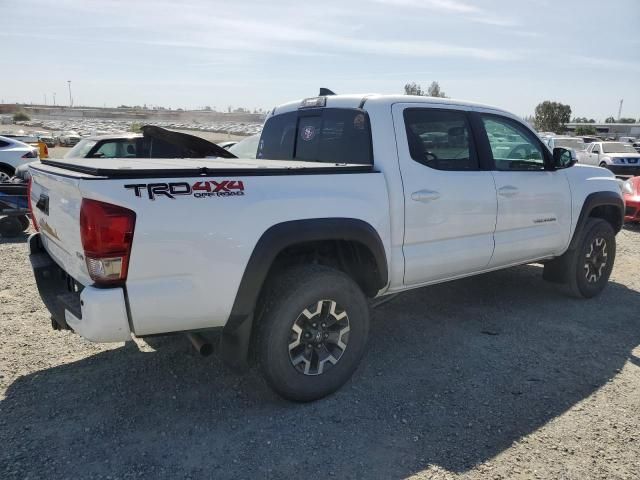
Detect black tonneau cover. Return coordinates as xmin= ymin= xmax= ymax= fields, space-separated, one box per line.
xmin=35 ymin=160 xmax=374 ymax=179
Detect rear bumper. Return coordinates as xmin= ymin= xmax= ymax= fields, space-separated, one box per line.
xmin=29 ymin=233 xmax=131 ymax=342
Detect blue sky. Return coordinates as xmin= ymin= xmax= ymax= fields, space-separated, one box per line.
xmin=2 ymin=0 xmax=639 ymax=119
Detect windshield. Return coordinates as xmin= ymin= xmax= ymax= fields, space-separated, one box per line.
xmin=257 ymin=108 xmax=373 ymax=164
xmin=554 ymin=138 xmax=585 ymax=150
xmin=65 ymin=139 xmax=97 ymax=158
xmin=228 ymin=134 xmax=259 ymax=159
xmin=602 ymin=142 xmax=637 ymax=154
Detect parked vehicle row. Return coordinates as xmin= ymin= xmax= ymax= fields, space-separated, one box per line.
xmin=26 ymin=93 xmax=624 ymax=402
xmin=16 ymin=118 xmax=263 ymax=141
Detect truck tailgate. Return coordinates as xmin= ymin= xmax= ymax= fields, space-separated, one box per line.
xmin=29 ymin=166 xmax=90 ymax=285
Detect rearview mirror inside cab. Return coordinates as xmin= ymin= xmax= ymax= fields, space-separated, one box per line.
xmin=552 ymin=147 xmax=577 ymax=169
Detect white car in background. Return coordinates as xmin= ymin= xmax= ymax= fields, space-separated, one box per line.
xmin=58 ymin=131 xmax=81 ymax=146
xmin=545 ymin=136 xmax=586 ymax=154
xmin=0 ymin=135 xmax=39 ymax=181
xmin=580 ymin=141 xmax=640 ymax=176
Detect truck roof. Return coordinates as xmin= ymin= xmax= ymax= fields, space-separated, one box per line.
xmin=272 ymin=93 xmax=511 ymax=117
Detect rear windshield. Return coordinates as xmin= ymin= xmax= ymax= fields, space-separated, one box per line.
xmin=602 ymin=142 xmax=637 ymax=154
xmin=257 ymin=108 xmax=373 ymax=164
xmin=554 ymin=138 xmax=585 ymax=150
xmin=65 ymin=139 xmax=97 ymax=158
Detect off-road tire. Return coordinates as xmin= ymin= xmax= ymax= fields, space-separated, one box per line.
xmin=0 ymin=216 xmax=24 ymax=237
xmin=562 ymin=218 xmax=616 ymax=298
xmin=257 ymin=265 xmax=370 ymax=402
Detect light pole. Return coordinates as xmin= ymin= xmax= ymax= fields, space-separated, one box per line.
xmin=53 ymin=92 xmax=56 ymax=106
xmin=67 ymin=80 xmax=73 ymax=107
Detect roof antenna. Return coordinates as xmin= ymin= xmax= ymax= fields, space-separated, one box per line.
xmin=319 ymin=88 xmax=336 ymax=96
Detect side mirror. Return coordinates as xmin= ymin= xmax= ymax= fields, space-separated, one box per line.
xmin=552 ymin=147 xmax=577 ymax=169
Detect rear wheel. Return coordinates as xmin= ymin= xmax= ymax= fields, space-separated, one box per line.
xmin=257 ymin=265 xmax=370 ymax=402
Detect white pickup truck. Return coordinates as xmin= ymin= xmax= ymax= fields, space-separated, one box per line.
xmin=27 ymin=94 xmax=624 ymax=401
xmin=578 ymin=141 xmax=640 ymax=176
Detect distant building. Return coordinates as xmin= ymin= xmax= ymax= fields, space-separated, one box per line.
xmin=566 ymin=122 xmax=640 ymax=139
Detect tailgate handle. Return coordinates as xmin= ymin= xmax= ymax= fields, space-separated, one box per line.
xmin=36 ymin=194 xmax=49 ymax=215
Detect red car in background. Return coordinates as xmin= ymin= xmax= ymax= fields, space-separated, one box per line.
xmin=623 ymin=176 xmax=640 ymax=223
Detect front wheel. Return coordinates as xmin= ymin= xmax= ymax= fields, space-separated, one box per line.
xmin=257 ymin=265 xmax=370 ymax=402
xmin=568 ymin=218 xmax=616 ymax=298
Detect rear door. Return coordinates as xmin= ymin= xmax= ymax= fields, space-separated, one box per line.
xmin=392 ymin=103 xmax=497 ymax=285
xmin=472 ymin=112 xmax=572 ymax=267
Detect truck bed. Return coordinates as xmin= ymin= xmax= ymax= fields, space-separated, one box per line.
xmin=28 ymin=157 xmax=389 ymax=338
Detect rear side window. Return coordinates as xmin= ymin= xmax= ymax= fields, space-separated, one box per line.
xmin=403 ymin=109 xmax=478 ymax=171
xmin=257 ymin=108 xmax=372 ymax=164
xmin=0 ymin=140 xmax=9 ymax=147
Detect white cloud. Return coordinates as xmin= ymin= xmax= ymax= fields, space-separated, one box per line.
xmin=373 ymin=0 xmax=518 ymax=27
xmin=570 ymin=55 xmax=640 ymax=73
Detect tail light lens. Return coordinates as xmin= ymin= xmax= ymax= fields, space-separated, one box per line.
xmin=80 ymin=199 xmax=136 ymax=285
xmin=27 ymin=177 xmax=39 ymax=232
xmin=22 ymin=150 xmax=37 ymax=159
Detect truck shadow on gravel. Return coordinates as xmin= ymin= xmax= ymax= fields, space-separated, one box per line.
xmin=2 ymin=264 xmax=640 ymax=479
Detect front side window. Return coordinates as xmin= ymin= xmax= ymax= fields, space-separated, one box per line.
xmin=257 ymin=108 xmax=372 ymax=165
xmin=403 ymin=109 xmax=477 ymax=170
xmin=482 ymin=116 xmax=545 ymax=171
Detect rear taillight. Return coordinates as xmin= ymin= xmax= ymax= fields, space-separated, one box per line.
xmin=22 ymin=150 xmax=37 ymax=159
xmin=80 ymin=199 xmax=136 ymax=285
xmin=27 ymin=177 xmax=39 ymax=232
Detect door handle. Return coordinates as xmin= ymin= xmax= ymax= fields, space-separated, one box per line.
xmin=411 ymin=190 xmax=441 ymax=202
xmin=498 ymin=185 xmax=519 ymax=198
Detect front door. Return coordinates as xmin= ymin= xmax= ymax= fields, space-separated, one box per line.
xmin=392 ymin=104 xmax=497 ymax=285
xmin=475 ymin=112 xmax=572 ymax=267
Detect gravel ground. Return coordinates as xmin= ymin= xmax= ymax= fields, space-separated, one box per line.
xmin=1 ymin=225 xmax=639 ymax=479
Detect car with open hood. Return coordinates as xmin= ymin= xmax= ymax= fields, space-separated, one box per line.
xmin=64 ymin=125 xmax=236 ymax=160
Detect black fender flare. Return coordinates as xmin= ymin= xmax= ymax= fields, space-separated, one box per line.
xmin=219 ymin=218 xmax=388 ymax=369
xmin=568 ymin=191 xmax=624 ymax=251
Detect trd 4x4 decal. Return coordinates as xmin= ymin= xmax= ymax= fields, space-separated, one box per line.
xmin=125 ymin=180 xmax=245 ymax=200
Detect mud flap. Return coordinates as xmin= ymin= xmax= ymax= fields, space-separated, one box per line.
xmin=219 ymin=313 xmax=254 ymax=371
